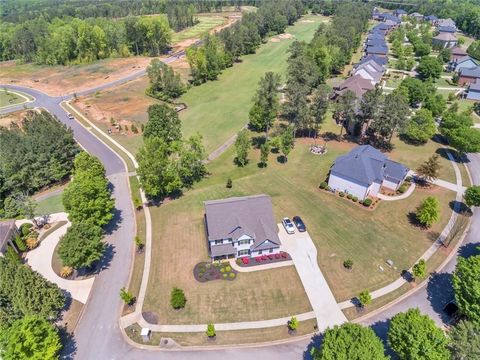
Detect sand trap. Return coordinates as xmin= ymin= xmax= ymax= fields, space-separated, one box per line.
xmin=269 ymin=33 xmax=295 ymax=42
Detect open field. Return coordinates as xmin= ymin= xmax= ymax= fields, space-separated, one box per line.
xmin=142 ymin=135 xmax=456 ymax=325
xmin=172 ymin=15 xmax=228 ymax=43
xmin=75 ymin=14 xmax=329 ymax=156
xmin=126 ymin=319 xmax=317 ymax=346
xmin=35 ymin=193 xmax=65 ymax=216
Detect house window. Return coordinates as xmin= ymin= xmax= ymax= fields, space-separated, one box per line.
xmin=238 ymin=249 xmax=250 ymax=256
xmin=238 ymin=239 xmax=250 ymax=245
xmin=269 ymin=249 xmax=273 ymax=253
xmin=258 ymin=250 xmax=263 ymax=255
xmin=214 ymin=240 xmax=223 ymax=245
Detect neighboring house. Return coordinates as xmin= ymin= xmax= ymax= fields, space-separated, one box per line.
xmin=367 ymin=38 xmax=387 ymax=47
xmin=371 ymin=23 xmax=391 ymax=34
xmin=384 ymin=19 xmax=400 ymax=27
xmin=352 ymin=65 xmax=383 ymax=84
xmin=450 ymin=55 xmax=479 ymax=72
xmin=432 ymin=32 xmax=458 ymax=48
xmin=0 ymin=220 xmax=18 ymax=256
xmin=367 ymin=32 xmax=385 ymax=41
xmin=458 ymin=66 xmax=480 ymax=86
xmin=366 ymin=45 xmax=388 ymax=57
xmin=328 ymin=145 xmax=409 ymax=200
xmin=409 ymin=12 xmax=424 ymax=21
xmin=437 ymin=25 xmax=456 ymax=33
xmin=450 ymin=46 xmax=468 ymax=62
xmin=425 ymin=15 xmax=438 ymax=24
xmin=355 ymin=59 xmax=385 ymax=73
xmin=204 ymin=195 xmax=281 ymax=260
xmin=467 ymin=79 xmax=480 ymax=100
xmin=334 ymin=75 xmax=375 ymax=98
xmin=358 ymin=54 xmax=388 ymax=67
xmin=393 ymin=9 xmax=407 ymax=18
xmin=437 ymin=18 xmax=456 ymax=29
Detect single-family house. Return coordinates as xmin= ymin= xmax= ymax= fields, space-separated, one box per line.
xmin=204 ymin=195 xmax=282 ymax=260
xmin=367 ymin=32 xmax=385 ymax=41
xmin=371 ymin=23 xmax=391 ymax=34
xmin=437 ymin=25 xmax=456 ymax=34
xmin=432 ymin=32 xmax=458 ymax=48
xmin=409 ymin=12 xmax=424 ymax=21
xmin=328 ymin=145 xmax=409 ymax=200
xmin=366 ymin=45 xmax=388 ymax=57
xmin=366 ymin=38 xmax=387 ymax=48
xmin=425 ymin=15 xmax=438 ymax=24
xmin=0 ymin=220 xmax=18 ymax=256
xmin=393 ymin=9 xmax=407 ymax=18
xmin=352 ymin=61 xmax=384 ymax=84
xmin=450 ymin=55 xmax=479 ymax=72
xmin=437 ymin=18 xmax=456 ymax=29
xmin=358 ymin=54 xmax=388 ymax=67
xmin=458 ymin=66 xmax=480 ymax=86
xmin=334 ymin=75 xmax=375 ymax=98
xmin=466 ymin=79 xmax=480 ymax=100
xmin=450 ymin=46 xmax=468 ymax=62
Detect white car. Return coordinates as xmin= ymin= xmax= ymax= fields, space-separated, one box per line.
xmin=67 ymin=113 xmax=74 ymax=120
xmin=282 ymin=217 xmax=295 ymax=234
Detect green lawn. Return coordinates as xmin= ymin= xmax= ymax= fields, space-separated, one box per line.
xmin=0 ymin=89 xmax=29 ymax=108
xmin=179 ymin=14 xmax=327 ymax=153
xmin=35 ymin=193 xmax=65 ymax=216
xmin=172 ymin=16 xmax=227 ymax=43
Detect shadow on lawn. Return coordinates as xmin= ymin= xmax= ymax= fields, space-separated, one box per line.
xmin=449 ymin=200 xmax=472 ymax=216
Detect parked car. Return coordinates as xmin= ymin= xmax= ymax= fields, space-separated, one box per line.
xmin=282 ymin=217 xmax=295 ymax=234
xmin=292 ymin=216 xmax=306 ymax=232
xmin=67 ymin=113 xmax=74 ymax=120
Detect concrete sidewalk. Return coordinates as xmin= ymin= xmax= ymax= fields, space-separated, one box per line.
xmin=24 ymin=217 xmax=95 ymax=304
xmin=228 ymin=258 xmax=294 ymax=272
xmin=377 ymin=182 xmax=416 ymax=201
xmin=278 ymin=225 xmax=347 ymax=331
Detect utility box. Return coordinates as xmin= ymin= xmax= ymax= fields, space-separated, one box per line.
xmin=141 ymin=328 xmax=151 ymax=342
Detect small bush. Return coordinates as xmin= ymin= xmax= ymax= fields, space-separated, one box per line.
xmin=205 ymin=263 xmax=211 ymax=269
xmin=320 ymin=182 xmax=328 ymax=189
xmin=60 ymin=266 xmax=73 ymax=278
xmin=134 ymin=236 xmax=144 ymax=251
xmin=236 ymin=259 xmax=241 ymax=265
xmin=288 ymin=316 xmax=299 ymax=331
xmin=352 ymin=196 xmax=358 ymax=202
xmin=347 ymin=194 xmax=353 ymax=200
xmin=339 ymin=192 xmax=345 ymax=197
xmin=5 ymin=246 xmax=21 ymax=264
xmin=326 ymin=186 xmax=331 ymax=191
xmin=206 ymin=324 xmax=216 ymax=338
xmin=170 ymin=287 xmax=187 ymax=309
xmin=131 ymin=124 xmax=138 ymax=134
xmin=405 ymin=176 xmax=413 ymax=182
xmin=220 ymin=268 xmax=225 ymax=273
xmin=229 ymin=272 xmax=235 ymax=279
xmin=225 ymin=265 xmax=231 ymax=272
xmin=25 ymin=237 xmax=39 ymax=250
xmin=363 ymin=198 xmax=372 ymax=207
xmin=120 ymin=287 xmax=136 ymax=306
xmin=223 ymin=273 xmax=227 ymax=278
xmin=398 ymin=184 xmax=408 ymax=194
xmin=14 ymin=235 xmax=27 ymax=252
xmin=343 ymin=259 xmax=353 ymax=269
xmin=20 ymin=223 xmax=33 ymax=237
xmin=226 ymin=178 xmax=232 ymax=188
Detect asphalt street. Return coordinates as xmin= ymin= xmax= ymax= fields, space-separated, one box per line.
xmin=0 ymin=53 xmax=479 ymax=359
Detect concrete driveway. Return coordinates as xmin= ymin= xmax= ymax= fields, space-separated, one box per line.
xmin=278 ymin=225 xmax=347 ymax=332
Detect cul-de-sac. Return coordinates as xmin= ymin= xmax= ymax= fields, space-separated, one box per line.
xmin=1 ymin=0 xmax=480 ymax=359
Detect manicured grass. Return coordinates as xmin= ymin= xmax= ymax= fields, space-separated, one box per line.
xmin=434 ymin=77 xmax=456 ymax=87
xmin=35 ymin=193 xmax=65 ymax=216
xmin=384 ymin=72 xmax=405 ymax=88
xmin=143 ymin=135 xmax=456 ymax=325
xmin=0 ymin=89 xmax=29 ymax=107
xmin=126 ymin=319 xmax=317 ymax=346
xmin=171 ymin=16 xmax=227 ymax=43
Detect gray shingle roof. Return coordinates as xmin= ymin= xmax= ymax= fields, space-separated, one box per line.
xmin=210 ymin=243 xmax=236 ymax=257
xmin=469 ymin=79 xmax=480 ymax=91
xmin=359 ymin=55 xmax=388 ymax=67
xmin=366 ymin=46 xmax=388 ymax=55
xmin=204 ymin=194 xmax=281 ymax=248
xmin=438 ymin=26 xmax=456 ymax=33
xmin=0 ymin=220 xmax=15 ymax=249
xmin=331 ymin=145 xmax=409 ymax=186
xmin=460 ymin=66 xmax=480 ymax=78
xmin=433 ymin=32 xmax=457 ymax=41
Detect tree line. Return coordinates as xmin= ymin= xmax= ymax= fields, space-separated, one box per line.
xmin=0 ymin=111 xmax=79 ymax=218
xmin=0 ymin=14 xmax=171 ymax=64
xmin=186 ymin=0 xmax=305 ymax=85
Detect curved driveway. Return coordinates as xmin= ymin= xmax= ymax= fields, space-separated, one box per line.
xmin=1 ymin=66 xmax=479 ymax=360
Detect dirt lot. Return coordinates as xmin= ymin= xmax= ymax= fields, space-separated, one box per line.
xmin=0 ymin=109 xmax=28 ymax=128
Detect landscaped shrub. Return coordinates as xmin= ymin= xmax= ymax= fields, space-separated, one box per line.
xmin=281 ymin=252 xmax=287 ymax=258
xmin=339 ymin=192 xmax=345 ymax=197
xmin=261 ymin=255 xmax=267 ymax=261
xmin=405 ymin=176 xmax=413 ymax=182
xmin=120 ymin=287 xmax=136 ymax=306
xmin=170 ymin=287 xmax=187 ymax=309
xmin=60 ymin=266 xmax=73 ymax=278
xmin=288 ymin=316 xmax=299 ymax=331
xmin=206 ymin=324 xmax=216 ymax=338
xmin=398 ymin=184 xmax=408 ymax=193
xmin=5 ymin=246 xmax=21 ymax=264
xmin=236 ymin=258 xmax=242 ymax=265
xmin=242 ymin=257 xmax=249 ymax=265
xmin=20 ymin=223 xmax=33 ymax=237
xmin=320 ymin=182 xmax=328 ymax=189
xmin=14 ymin=235 xmax=27 ymax=252
xmin=226 ymin=178 xmax=232 ymax=188
xmin=25 ymin=237 xmax=39 ymax=250
xmin=347 ymin=194 xmax=353 ymax=200
xmin=225 ymin=265 xmax=231 ymax=272
xmin=343 ymin=259 xmax=353 ymax=269
xmin=268 ymin=254 xmax=274 ymax=260
xmin=363 ymin=198 xmax=372 ymax=207
xmin=223 ymin=273 xmax=227 ymax=278
xmin=205 ymin=263 xmax=211 ymax=269
xmin=220 ymin=267 xmax=225 ymax=273
xmin=275 ymin=253 xmax=280 ymax=259
xmin=352 ymin=196 xmax=358 ymax=202
xmin=229 ymin=272 xmax=235 ymax=279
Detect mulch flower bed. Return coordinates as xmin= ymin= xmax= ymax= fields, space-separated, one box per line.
xmin=193 ymin=261 xmax=237 ymax=283
xmin=236 ymin=251 xmax=291 ymax=267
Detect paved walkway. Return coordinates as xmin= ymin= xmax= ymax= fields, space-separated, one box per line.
xmin=377 ymin=182 xmax=416 ymax=201
xmin=23 ymin=214 xmax=95 ymax=304
xmin=432 ymin=178 xmax=466 ymax=193
xmin=207 ymin=125 xmax=247 ymax=162
xmin=228 ymin=258 xmax=294 ymax=272
xmin=278 ymin=225 xmax=347 ymax=331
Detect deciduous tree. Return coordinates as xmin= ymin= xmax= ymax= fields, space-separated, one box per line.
xmin=417 ymin=56 xmax=443 ymax=80
xmin=146 ymin=58 xmax=185 ymax=101
xmin=464 ymin=185 xmax=480 ymax=207
xmin=234 ymin=129 xmax=251 ymax=166
xmin=412 ymin=259 xmax=427 ymax=279
xmin=416 ymin=154 xmax=441 ymax=182
xmin=416 ymin=196 xmax=440 ymax=228
xmin=388 ymin=308 xmax=450 ymax=360
xmin=403 ymin=109 xmax=436 ymax=144
xmin=143 ymin=104 xmax=182 ymax=145
xmin=453 ymin=254 xmax=480 ymax=324
xmin=449 ymin=320 xmax=480 ymax=359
